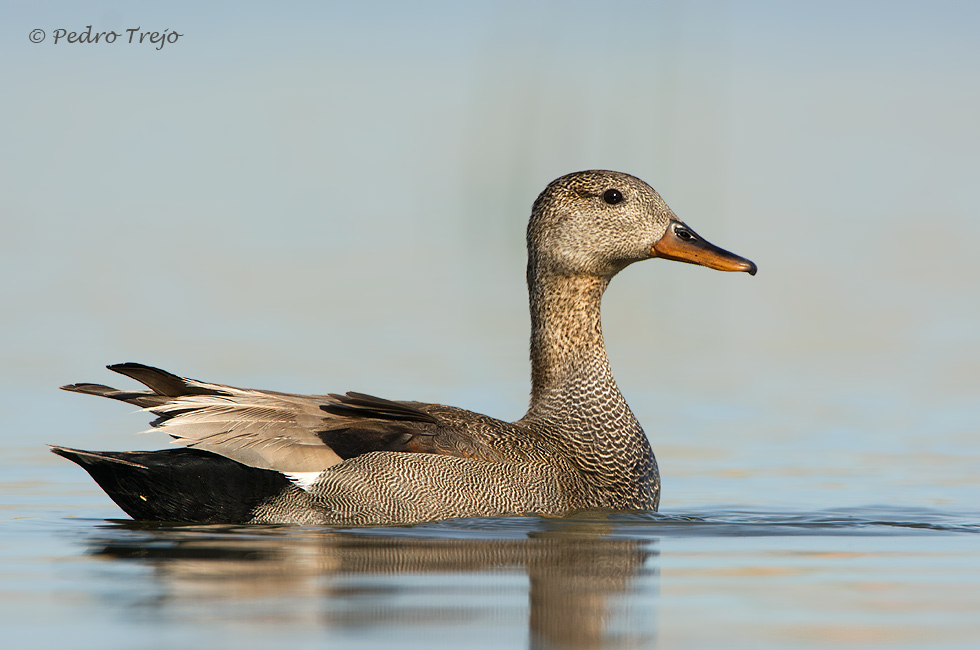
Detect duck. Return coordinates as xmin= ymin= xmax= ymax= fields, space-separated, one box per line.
xmin=52 ymin=170 xmax=756 ymax=525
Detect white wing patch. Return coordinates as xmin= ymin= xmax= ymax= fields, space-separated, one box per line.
xmin=283 ymin=471 xmax=324 ymax=491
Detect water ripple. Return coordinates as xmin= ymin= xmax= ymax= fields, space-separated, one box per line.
xmin=338 ymin=505 xmax=980 ymax=539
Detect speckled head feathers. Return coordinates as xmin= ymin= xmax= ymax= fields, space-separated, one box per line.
xmin=528 ymin=169 xmax=757 ymax=279
xmin=528 ymin=170 xmax=676 ymax=278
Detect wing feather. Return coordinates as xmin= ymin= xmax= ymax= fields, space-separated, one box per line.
xmin=61 ymin=363 xmax=450 ymax=473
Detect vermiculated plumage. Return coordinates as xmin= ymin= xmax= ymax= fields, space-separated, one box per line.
xmin=53 ymin=170 xmax=756 ymax=524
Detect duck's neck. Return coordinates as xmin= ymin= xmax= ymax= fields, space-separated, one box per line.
xmin=526 ymin=271 xmax=620 ymax=411
xmin=522 ymin=269 xmax=658 ymax=508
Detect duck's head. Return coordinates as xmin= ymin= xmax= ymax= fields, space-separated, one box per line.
xmin=528 ymin=170 xmax=757 ymax=279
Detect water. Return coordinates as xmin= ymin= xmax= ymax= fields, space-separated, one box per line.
xmin=4 ymin=1 xmax=980 ymax=648
xmin=5 ymin=502 xmax=979 ymax=649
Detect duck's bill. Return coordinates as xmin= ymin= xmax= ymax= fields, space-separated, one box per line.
xmin=652 ymin=220 xmax=757 ymax=275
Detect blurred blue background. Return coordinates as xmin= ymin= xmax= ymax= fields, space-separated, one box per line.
xmin=2 ymin=0 xmax=978 ymax=512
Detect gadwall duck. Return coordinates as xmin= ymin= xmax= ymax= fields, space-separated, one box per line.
xmin=53 ymin=170 xmax=756 ymax=525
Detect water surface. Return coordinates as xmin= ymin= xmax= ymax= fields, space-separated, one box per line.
xmin=4 ymin=502 xmax=979 ymax=649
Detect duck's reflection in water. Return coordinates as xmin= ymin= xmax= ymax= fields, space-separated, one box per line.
xmin=84 ymin=514 xmax=659 ymax=649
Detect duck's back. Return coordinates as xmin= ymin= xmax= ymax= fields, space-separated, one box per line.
xmin=54 ymin=364 xmax=598 ymax=525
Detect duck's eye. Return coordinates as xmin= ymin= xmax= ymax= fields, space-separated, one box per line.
xmin=675 ymin=226 xmax=696 ymax=242
xmin=602 ymin=189 xmax=624 ymax=205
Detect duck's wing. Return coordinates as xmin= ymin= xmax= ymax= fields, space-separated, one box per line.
xmin=60 ymin=363 xmax=480 ymax=473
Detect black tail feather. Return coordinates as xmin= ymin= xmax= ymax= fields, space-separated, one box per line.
xmin=51 ymin=446 xmax=291 ymax=524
